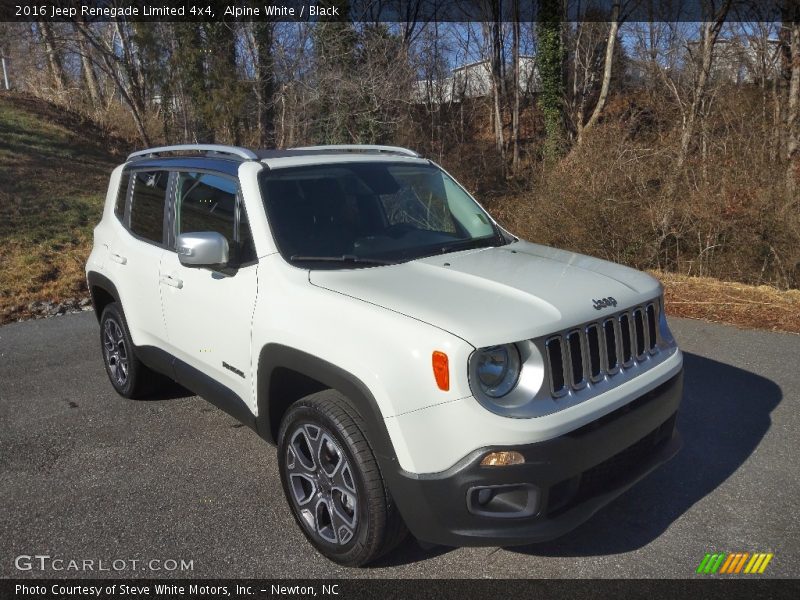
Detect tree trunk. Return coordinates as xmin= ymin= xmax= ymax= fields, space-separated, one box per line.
xmin=674 ymin=1 xmax=731 ymax=177
xmin=785 ymin=19 xmax=800 ymax=201
xmin=252 ymin=22 xmax=276 ymax=148
xmin=75 ymin=29 xmax=101 ymax=109
xmin=38 ymin=21 xmax=67 ymax=92
xmin=581 ymin=0 xmax=620 ymax=139
xmin=511 ymin=0 xmax=521 ymax=169
xmin=484 ymin=8 xmax=505 ymax=159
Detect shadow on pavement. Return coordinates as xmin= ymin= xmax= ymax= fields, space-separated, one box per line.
xmin=143 ymin=377 xmax=194 ymax=401
xmin=508 ymin=351 xmax=781 ymax=557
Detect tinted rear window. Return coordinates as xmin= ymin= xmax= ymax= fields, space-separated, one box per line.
xmin=130 ymin=171 xmax=169 ymax=244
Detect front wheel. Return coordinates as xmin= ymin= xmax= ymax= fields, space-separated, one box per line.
xmin=277 ymin=390 xmax=407 ymax=566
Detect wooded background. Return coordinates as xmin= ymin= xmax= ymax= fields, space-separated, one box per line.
xmin=1 ymin=0 xmax=799 ymax=289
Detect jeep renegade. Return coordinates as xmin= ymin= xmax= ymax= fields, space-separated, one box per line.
xmin=86 ymin=144 xmax=683 ymax=566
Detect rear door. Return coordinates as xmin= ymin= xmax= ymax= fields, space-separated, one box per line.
xmin=104 ymin=169 xmax=170 ymax=347
xmin=158 ymin=170 xmax=258 ymax=410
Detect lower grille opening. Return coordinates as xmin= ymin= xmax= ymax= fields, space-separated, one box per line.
xmin=547 ymin=413 xmax=677 ymax=516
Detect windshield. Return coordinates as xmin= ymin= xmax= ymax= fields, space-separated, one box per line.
xmin=259 ymin=162 xmax=506 ymax=267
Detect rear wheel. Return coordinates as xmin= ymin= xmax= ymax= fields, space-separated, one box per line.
xmin=100 ymin=302 xmax=162 ymax=399
xmin=277 ymin=390 xmax=407 ymax=566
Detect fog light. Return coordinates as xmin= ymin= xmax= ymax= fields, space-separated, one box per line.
xmin=467 ymin=484 xmax=539 ymax=517
xmin=477 ymin=488 xmax=493 ymax=505
xmin=480 ymin=450 xmax=524 ymax=466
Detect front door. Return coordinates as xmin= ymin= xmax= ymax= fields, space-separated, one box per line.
xmin=159 ymin=171 xmax=258 ymax=410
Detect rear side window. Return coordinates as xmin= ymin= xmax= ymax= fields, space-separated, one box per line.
xmin=114 ymin=172 xmax=130 ymax=221
xmin=130 ymin=171 xmax=169 ymax=244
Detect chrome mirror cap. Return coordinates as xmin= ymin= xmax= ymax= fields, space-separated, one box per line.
xmin=177 ymin=232 xmax=229 ymax=267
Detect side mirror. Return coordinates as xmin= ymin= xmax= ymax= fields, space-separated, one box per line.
xmin=177 ymin=232 xmax=229 ymax=267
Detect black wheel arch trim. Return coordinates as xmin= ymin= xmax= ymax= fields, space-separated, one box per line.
xmin=255 ymin=343 xmax=399 ymax=467
xmin=86 ymin=271 xmax=121 ymax=323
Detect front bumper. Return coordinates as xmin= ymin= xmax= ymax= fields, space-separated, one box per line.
xmin=384 ymin=370 xmax=683 ymax=547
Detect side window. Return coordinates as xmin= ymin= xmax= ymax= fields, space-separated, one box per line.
xmin=130 ymin=171 xmax=169 ymax=244
xmin=114 ymin=171 xmax=130 ymax=221
xmin=176 ymin=172 xmax=255 ymax=264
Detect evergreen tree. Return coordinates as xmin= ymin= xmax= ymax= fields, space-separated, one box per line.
xmin=537 ymin=0 xmax=566 ymax=159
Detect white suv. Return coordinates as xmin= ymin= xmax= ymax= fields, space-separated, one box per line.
xmin=86 ymin=144 xmax=683 ymax=566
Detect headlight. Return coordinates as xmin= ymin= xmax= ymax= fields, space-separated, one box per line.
xmin=473 ymin=344 xmax=521 ymax=398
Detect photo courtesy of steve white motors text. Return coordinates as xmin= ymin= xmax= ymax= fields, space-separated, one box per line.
xmin=14 ymin=583 xmax=340 ymax=597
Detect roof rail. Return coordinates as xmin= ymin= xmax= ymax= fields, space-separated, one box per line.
xmin=290 ymin=144 xmax=421 ymax=158
xmin=127 ymin=144 xmax=258 ymax=162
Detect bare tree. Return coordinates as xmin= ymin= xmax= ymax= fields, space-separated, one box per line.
xmin=37 ymin=21 xmax=67 ymax=92
xmin=784 ymin=7 xmax=800 ymax=201
xmin=511 ymin=0 xmax=521 ymax=168
xmin=581 ymin=0 xmax=622 ymax=140
xmin=74 ymin=22 xmax=151 ymax=144
xmin=674 ymin=0 xmax=733 ymax=176
xmin=74 ymin=25 xmax=102 ymax=109
xmin=482 ymin=1 xmax=505 ymax=159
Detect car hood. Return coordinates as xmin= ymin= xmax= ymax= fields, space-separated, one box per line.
xmin=308 ymin=240 xmax=662 ymax=348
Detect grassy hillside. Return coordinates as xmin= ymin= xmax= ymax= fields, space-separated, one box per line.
xmin=0 ymin=93 xmax=797 ymax=333
xmin=0 ymin=94 xmax=125 ymax=323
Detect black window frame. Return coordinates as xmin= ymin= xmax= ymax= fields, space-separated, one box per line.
xmin=120 ymin=168 xmax=173 ymax=249
xmin=114 ymin=171 xmax=131 ymax=223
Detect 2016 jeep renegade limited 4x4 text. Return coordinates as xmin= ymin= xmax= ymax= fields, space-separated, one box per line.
xmin=86 ymin=144 xmax=683 ymax=566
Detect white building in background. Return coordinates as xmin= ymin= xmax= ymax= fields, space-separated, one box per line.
xmin=413 ymin=56 xmax=540 ymax=104
xmin=684 ymin=38 xmax=782 ymax=85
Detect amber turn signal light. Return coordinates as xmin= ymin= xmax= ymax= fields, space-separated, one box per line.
xmin=432 ymin=351 xmax=449 ymax=391
xmin=480 ymin=451 xmax=525 ymax=467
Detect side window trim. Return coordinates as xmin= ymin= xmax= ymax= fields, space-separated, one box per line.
xmin=115 ymin=170 xmax=132 ymax=225
xmin=236 ymin=191 xmax=259 ymax=267
xmin=172 ymin=169 xmax=257 ymax=266
xmin=164 ymin=171 xmax=178 ymax=251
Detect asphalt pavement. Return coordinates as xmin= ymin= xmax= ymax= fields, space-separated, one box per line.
xmin=0 ymin=312 xmax=798 ymax=578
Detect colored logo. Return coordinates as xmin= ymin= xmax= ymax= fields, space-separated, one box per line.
xmin=696 ymin=552 xmax=774 ymax=574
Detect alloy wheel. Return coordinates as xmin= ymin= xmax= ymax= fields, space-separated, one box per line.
xmin=103 ymin=318 xmax=129 ymax=387
xmin=286 ymin=423 xmax=359 ymax=545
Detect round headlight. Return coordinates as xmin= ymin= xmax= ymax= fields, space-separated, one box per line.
xmin=474 ymin=344 xmax=521 ymax=398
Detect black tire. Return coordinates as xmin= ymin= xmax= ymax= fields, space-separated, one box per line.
xmin=99 ymin=302 xmax=162 ymax=399
xmin=277 ymin=390 xmax=407 ymax=566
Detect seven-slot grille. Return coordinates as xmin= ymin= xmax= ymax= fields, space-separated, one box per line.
xmin=545 ymin=301 xmax=661 ymax=397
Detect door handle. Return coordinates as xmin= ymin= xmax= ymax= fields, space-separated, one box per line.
xmin=110 ymin=252 xmax=127 ymax=265
xmin=160 ymin=274 xmax=183 ymax=289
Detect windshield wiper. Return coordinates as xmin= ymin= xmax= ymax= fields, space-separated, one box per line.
xmin=437 ymin=236 xmax=503 ymax=255
xmin=289 ymin=254 xmax=395 ymax=265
